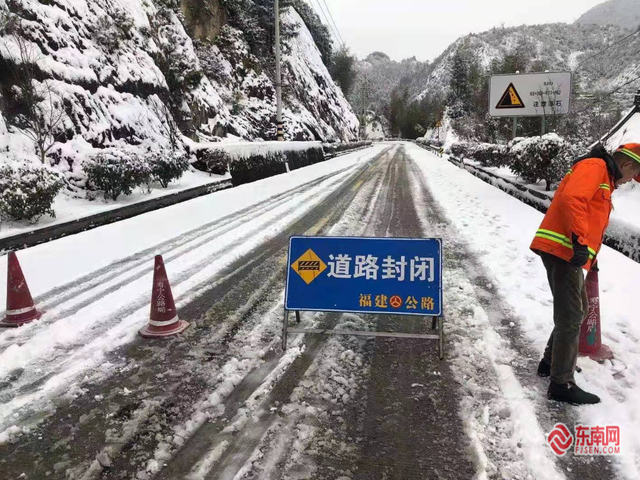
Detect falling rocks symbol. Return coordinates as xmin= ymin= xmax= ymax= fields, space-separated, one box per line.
xmin=496 ymin=83 xmax=525 ymax=109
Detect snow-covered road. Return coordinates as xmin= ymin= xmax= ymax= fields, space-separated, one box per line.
xmin=1 ymin=142 xmax=640 ymax=479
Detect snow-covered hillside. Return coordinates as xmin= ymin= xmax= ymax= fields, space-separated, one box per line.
xmin=576 ymin=0 xmax=640 ymax=31
xmin=361 ymin=110 xmax=387 ymax=140
xmin=417 ymin=22 xmax=640 ymax=106
xmin=0 ymin=0 xmax=358 ymax=175
xmin=350 ymin=51 xmax=429 ymax=119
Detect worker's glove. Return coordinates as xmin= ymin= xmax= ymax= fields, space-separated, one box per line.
xmin=570 ymin=233 xmax=590 ymax=268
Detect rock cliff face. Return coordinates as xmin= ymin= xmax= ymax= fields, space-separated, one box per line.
xmin=0 ymin=0 xmax=358 ymax=175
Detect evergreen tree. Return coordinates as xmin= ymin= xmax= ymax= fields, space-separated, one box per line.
xmin=449 ymin=45 xmax=470 ymax=102
xmin=330 ymin=46 xmax=356 ymax=97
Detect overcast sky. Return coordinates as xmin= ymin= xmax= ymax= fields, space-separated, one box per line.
xmin=318 ymin=0 xmax=606 ymax=62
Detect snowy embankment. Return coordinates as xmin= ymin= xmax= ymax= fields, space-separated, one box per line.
xmin=0 ymin=169 xmax=228 ymax=241
xmin=407 ymin=143 xmax=640 ymax=479
xmin=0 ymin=144 xmax=388 ymax=442
xmin=188 ymin=140 xmax=323 ymax=158
xmin=427 ymin=145 xmax=640 ymax=264
xmin=461 ymin=158 xmax=640 ymax=237
xmin=1 ymin=141 xmax=373 ymax=245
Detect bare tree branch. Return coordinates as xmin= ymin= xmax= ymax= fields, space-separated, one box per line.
xmin=0 ymin=13 xmax=67 ymax=164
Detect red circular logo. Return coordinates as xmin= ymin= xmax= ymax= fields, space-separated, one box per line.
xmin=389 ymin=295 xmax=403 ymax=309
xmin=547 ymin=423 xmax=573 ymax=456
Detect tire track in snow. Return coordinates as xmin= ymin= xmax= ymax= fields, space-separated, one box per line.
xmin=346 ymin=149 xmax=477 ymax=480
xmin=0 ymin=160 xmax=373 ymax=355
xmin=406 ymin=148 xmax=614 ymax=480
xmin=0 ymin=151 xmax=391 ymax=409
xmin=152 ymin=149 xmax=392 ymax=480
xmin=0 ymin=147 xmax=394 ymax=479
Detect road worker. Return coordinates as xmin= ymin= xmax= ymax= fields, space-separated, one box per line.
xmin=530 ymin=143 xmax=640 ymax=405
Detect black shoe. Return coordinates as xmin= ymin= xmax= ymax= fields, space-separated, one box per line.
xmin=548 ymin=381 xmax=601 ymax=405
xmin=537 ymin=359 xmax=550 ymax=377
xmin=537 ymin=359 xmax=582 ymax=377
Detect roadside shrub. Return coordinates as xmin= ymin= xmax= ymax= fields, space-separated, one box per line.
xmin=148 ymin=153 xmax=190 ymax=188
xmin=193 ymin=148 xmax=230 ymax=176
xmin=472 ymin=143 xmax=509 ymax=168
xmin=323 ymin=141 xmax=371 ymax=156
xmin=84 ymin=150 xmax=151 ymax=200
xmin=510 ymin=134 xmax=571 ymax=191
xmin=229 ymin=153 xmax=286 ymax=187
xmin=286 ymin=147 xmax=325 ymax=170
xmin=449 ymin=142 xmax=475 ymax=159
xmin=194 ymin=145 xmax=337 ymax=186
xmin=0 ymin=163 xmax=65 ymax=223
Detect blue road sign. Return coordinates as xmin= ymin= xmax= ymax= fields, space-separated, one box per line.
xmin=285 ymin=236 xmax=443 ymax=317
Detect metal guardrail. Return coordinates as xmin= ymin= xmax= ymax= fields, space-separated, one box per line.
xmin=441 ymin=152 xmax=640 ymax=265
xmin=0 ymin=179 xmax=232 ymax=255
xmin=412 ymin=141 xmax=640 ymax=264
xmin=0 ymin=143 xmax=376 ymax=255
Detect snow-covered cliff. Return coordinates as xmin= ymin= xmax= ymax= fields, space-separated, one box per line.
xmin=0 ymin=0 xmax=358 ymax=178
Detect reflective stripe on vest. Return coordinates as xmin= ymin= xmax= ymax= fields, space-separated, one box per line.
xmin=599 ymin=183 xmax=610 ymax=191
xmin=535 ymin=229 xmax=596 ymax=259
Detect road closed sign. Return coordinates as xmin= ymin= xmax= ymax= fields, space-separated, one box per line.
xmin=489 ymin=72 xmax=572 ymax=117
xmin=285 ymin=236 xmax=443 ymax=316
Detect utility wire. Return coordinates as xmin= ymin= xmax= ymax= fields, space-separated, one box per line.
xmin=319 ymin=0 xmax=346 ymax=46
xmin=310 ymin=0 xmax=344 ymax=47
xmin=571 ymin=71 xmax=640 ymax=116
xmin=575 ymin=26 xmax=640 ymax=69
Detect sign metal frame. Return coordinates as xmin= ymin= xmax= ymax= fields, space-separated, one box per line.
xmin=282 ymin=236 xmax=445 ymax=359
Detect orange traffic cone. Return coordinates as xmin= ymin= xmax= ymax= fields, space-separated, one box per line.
xmin=139 ymin=255 xmax=189 ymax=338
xmin=579 ymin=269 xmax=613 ymax=361
xmin=1 ymin=252 xmax=42 ymax=328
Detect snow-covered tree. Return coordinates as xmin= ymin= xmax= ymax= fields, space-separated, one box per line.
xmin=510 ymin=134 xmax=575 ymax=191
xmin=330 ymin=46 xmax=357 ymax=97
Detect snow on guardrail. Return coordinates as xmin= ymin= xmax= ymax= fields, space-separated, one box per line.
xmin=412 ymin=141 xmax=640 ymax=264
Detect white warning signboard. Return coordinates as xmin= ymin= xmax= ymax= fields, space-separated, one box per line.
xmin=489 ymin=72 xmax=572 ymax=118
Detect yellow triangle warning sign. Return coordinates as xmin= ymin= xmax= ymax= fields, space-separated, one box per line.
xmin=496 ymin=83 xmax=525 ymax=109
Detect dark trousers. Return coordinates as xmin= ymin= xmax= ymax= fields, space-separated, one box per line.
xmin=540 ymin=253 xmax=588 ymax=384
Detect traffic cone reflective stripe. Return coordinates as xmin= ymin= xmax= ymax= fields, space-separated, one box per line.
xmin=1 ymin=252 xmax=42 ymax=328
xmin=139 ymin=255 xmax=189 ymax=338
xmin=148 ymin=315 xmax=180 ymax=327
xmin=579 ymin=269 xmax=613 ymax=361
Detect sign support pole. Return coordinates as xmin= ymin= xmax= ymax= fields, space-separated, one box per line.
xmin=512 ymin=117 xmax=518 ymax=139
xmin=439 ymin=315 xmax=444 ymax=360
xmin=541 ymin=116 xmax=546 ymax=136
xmin=283 ymin=314 xmax=445 ymax=359
xmin=282 ymin=309 xmax=289 ymax=351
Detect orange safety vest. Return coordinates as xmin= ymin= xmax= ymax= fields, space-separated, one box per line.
xmin=530 ymin=156 xmax=616 ymax=270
